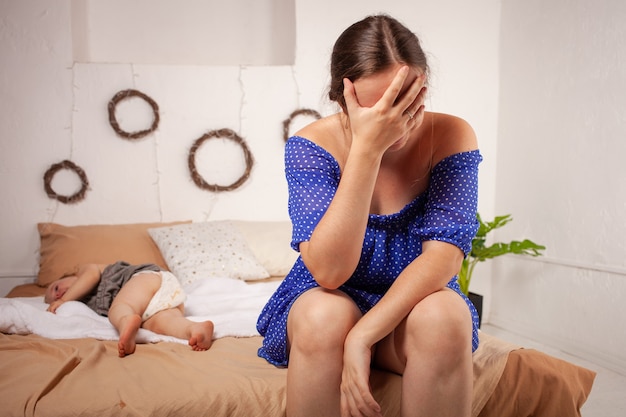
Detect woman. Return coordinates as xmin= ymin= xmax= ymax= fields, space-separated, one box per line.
xmin=257 ymin=14 xmax=481 ymax=417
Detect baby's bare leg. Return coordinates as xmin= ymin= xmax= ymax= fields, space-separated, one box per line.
xmin=108 ymin=272 xmax=161 ymax=357
xmin=142 ymin=305 xmax=214 ymax=351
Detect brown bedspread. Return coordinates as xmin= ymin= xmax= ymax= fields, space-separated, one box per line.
xmin=1 ymin=285 xmax=595 ymax=417
xmin=0 ymin=334 xmax=288 ymax=417
xmin=0 ymin=331 xmax=514 ymax=417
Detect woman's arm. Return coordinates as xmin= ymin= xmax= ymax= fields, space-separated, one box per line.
xmin=339 ymin=241 xmax=465 ymax=417
xmin=298 ymin=143 xmax=382 ymax=289
xmin=350 ymin=116 xmax=479 ymax=346
xmin=340 ymin=120 xmax=479 ymax=416
xmin=301 ymin=67 xmax=425 ymax=288
xmin=348 ymin=240 xmax=465 ymax=346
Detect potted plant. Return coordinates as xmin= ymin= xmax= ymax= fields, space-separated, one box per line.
xmin=459 ymin=213 xmax=545 ymax=327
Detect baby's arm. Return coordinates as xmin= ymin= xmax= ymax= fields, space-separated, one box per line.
xmin=47 ymin=263 xmax=105 ymax=313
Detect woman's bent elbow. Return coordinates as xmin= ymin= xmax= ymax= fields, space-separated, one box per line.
xmin=301 ymin=250 xmax=357 ymax=289
xmin=311 ymin=270 xmax=351 ymax=290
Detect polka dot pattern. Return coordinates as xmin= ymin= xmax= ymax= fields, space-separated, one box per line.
xmin=257 ymin=136 xmax=482 ymax=366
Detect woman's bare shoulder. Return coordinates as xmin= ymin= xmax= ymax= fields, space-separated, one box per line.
xmin=295 ymin=114 xmax=338 ymax=137
xmin=429 ymin=112 xmax=478 ymax=162
xmin=293 ymin=114 xmax=345 ymax=154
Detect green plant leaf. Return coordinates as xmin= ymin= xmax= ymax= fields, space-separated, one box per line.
xmin=475 ymin=213 xmax=512 ymax=238
xmin=459 ymin=213 xmax=545 ymax=296
xmin=472 ymin=240 xmax=545 ymax=261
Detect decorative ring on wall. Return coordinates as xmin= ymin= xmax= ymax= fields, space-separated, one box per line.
xmin=188 ymin=128 xmax=254 ymax=192
xmin=43 ymin=160 xmax=90 ymax=204
xmin=108 ymin=89 xmax=160 ymax=140
xmin=282 ymin=108 xmax=322 ymax=142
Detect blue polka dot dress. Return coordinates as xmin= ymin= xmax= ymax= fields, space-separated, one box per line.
xmin=257 ymin=136 xmax=482 ymax=367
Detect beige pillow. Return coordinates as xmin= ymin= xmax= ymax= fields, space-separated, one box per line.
xmin=148 ymin=221 xmax=270 ymax=286
xmin=478 ymin=348 xmax=596 ymax=416
xmin=232 ymin=220 xmax=298 ymax=277
xmin=37 ymin=221 xmax=190 ymax=286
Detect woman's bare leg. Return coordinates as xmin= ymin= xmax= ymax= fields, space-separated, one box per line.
xmin=286 ymin=287 xmax=362 ymax=417
xmin=142 ymin=306 xmax=214 ymax=351
xmin=374 ymin=288 xmax=473 ymax=417
xmin=108 ymin=272 xmax=161 ymax=357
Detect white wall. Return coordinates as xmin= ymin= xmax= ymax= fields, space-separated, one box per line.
xmin=493 ymin=0 xmax=626 ymax=374
xmin=71 ymin=0 xmax=296 ymax=66
xmin=3 ymin=0 xmax=623 ymax=376
xmin=0 ymin=0 xmax=501 ymax=296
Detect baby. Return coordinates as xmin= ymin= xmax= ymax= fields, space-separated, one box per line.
xmin=45 ymin=261 xmax=214 ymax=357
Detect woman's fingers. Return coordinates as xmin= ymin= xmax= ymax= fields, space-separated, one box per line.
xmin=402 ymin=75 xmax=427 ymax=113
xmin=341 ymin=387 xmax=361 ymax=417
xmin=405 ymin=83 xmax=428 ymax=123
xmin=342 ymin=383 xmax=382 ymax=417
xmin=343 ymin=77 xmax=360 ymax=114
xmin=340 ymin=390 xmax=350 ymax=417
xmin=341 ymin=340 xmax=383 ymax=417
xmin=378 ymin=66 xmax=410 ymax=109
xmin=342 ymin=67 xmax=427 ymax=153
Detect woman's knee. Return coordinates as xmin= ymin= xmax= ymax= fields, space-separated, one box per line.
xmin=405 ymin=291 xmax=472 ymax=355
xmin=288 ymin=288 xmax=361 ymax=353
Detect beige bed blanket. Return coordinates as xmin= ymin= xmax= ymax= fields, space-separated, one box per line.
xmin=1 ymin=283 xmax=596 ymax=417
xmin=0 ymin=330 xmax=515 ymax=417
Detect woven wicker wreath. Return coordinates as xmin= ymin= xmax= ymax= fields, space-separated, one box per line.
xmin=108 ymin=89 xmax=160 ymax=140
xmin=188 ymin=128 xmax=254 ymax=192
xmin=282 ymin=108 xmax=322 ymax=142
xmin=43 ymin=160 xmax=89 ymax=204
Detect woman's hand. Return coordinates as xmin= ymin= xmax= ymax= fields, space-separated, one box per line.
xmin=343 ymin=65 xmax=426 ymax=155
xmin=340 ymin=335 xmax=382 ymax=417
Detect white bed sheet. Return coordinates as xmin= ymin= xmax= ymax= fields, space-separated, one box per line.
xmin=0 ymin=276 xmax=281 ymax=343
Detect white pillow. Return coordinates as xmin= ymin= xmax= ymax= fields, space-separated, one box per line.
xmin=232 ymin=220 xmax=298 ymax=276
xmin=148 ymin=221 xmax=270 ymax=286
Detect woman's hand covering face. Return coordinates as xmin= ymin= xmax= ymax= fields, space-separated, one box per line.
xmin=342 ymin=65 xmax=427 ymax=154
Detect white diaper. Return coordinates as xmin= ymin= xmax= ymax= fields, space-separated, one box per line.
xmin=140 ymin=271 xmax=186 ymax=321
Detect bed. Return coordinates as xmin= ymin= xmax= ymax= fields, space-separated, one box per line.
xmin=0 ymin=220 xmax=596 ymax=417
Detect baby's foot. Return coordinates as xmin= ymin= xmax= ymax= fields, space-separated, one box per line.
xmin=118 ymin=314 xmax=142 ymax=357
xmin=188 ymin=321 xmax=214 ymax=351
